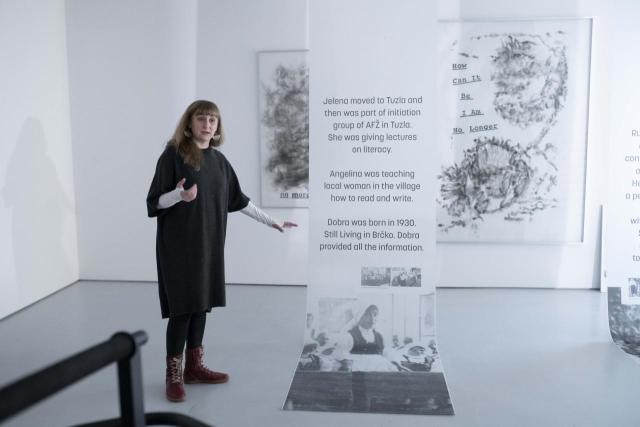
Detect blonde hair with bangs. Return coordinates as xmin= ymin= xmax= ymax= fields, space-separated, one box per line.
xmin=168 ymin=100 xmax=225 ymax=169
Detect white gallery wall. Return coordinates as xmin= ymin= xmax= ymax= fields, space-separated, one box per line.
xmin=66 ymin=0 xmax=309 ymax=285
xmin=195 ymin=0 xmax=309 ymax=285
xmin=3 ymin=0 xmax=639 ymax=320
xmin=66 ymin=0 xmax=199 ymax=281
xmin=435 ymin=0 xmax=622 ymax=287
xmin=0 ymin=0 xmax=79 ymax=319
xmin=436 ymin=0 xmax=605 ymax=288
xmin=62 ymin=0 xmax=637 ymax=288
xmin=600 ymin=1 xmax=640 ymax=290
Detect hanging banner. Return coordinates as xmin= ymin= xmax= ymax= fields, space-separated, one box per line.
xmin=605 ymin=129 xmax=640 ymax=364
xmin=284 ymin=0 xmax=454 ymax=415
xmin=602 ymin=11 xmax=640 ymax=363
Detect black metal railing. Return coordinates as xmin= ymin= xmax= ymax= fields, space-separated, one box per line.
xmin=0 ymin=331 xmax=211 ymax=427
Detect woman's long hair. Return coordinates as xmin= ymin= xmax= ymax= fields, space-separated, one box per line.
xmin=168 ymin=100 xmax=224 ymax=169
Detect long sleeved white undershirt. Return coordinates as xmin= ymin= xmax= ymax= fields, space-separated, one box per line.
xmin=157 ymin=187 xmax=278 ymax=227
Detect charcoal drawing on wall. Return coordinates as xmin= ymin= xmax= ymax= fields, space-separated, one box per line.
xmin=258 ymin=50 xmax=309 ymax=207
xmin=438 ymin=19 xmax=592 ymax=242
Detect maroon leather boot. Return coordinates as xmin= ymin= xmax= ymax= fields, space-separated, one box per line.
xmin=184 ymin=346 xmax=229 ymax=384
xmin=165 ymin=354 xmax=185 ymax=402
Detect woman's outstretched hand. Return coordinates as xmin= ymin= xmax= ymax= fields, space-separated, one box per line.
xmin=177 ymin=178 xmax=197 ymax=202
xmin=272 ymin=221 xmax=298 ymax=233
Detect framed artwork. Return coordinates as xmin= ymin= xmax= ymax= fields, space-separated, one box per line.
xmin=437 ymin=19 xmax=592 ymax=242
xmin=258 ymin=50 xmax=309 ymax=207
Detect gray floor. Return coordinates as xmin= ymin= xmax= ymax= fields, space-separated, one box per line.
xmin=0 ymin=282 xmax=638 ymax=427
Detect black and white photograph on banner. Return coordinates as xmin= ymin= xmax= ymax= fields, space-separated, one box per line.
xmin=437 ymin=18 xmax=592 ymax=243
xmin=361 ymin=267 xmax=391 ymax=287
xmin=608 ymin=288 xmax=640 ymax=364
xmin=284 ymin=294 xmax=453 ymax=415
xmin=258 ymin=50 xmax=309 ymax=208
xmin=282 ymin=0 xmax=452 ymax=418
xmin=391 ymin=267 xmax=422 ymax=287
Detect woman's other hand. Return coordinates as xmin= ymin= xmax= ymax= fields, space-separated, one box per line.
xmin=177 ymin=178 xmax=197 ymax=202
xmin=272 ymin=221 xmax=298 ymax=233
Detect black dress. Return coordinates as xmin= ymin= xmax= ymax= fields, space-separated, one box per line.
xmin=146 ymin=145 xmax=249 ymax=318
xmin=348 ymin=326 xmax=384 ymax=355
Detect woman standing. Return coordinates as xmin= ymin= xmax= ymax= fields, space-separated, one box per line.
xmin=147 ymin=100 xmax=296 ymax=402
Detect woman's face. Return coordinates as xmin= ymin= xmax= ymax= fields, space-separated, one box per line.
xmin=359 ymin=307 xmax=378 ymax=329
xmin=190 ymin=112 xmax=219 ymax=144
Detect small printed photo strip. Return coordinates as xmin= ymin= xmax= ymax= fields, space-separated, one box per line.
xmin=391 ymin=267 xmax=421 ymax=287
xmin=361 ymin=267 xmax=390 ymax=287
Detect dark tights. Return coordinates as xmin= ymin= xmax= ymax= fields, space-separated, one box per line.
xmin=166 ymin=312 xmax=207 ymax=356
